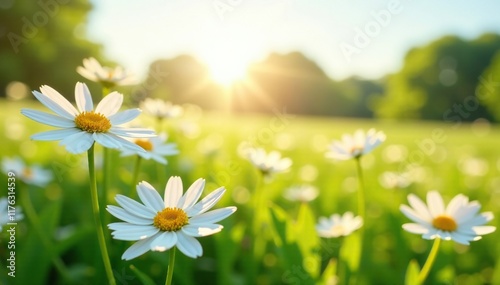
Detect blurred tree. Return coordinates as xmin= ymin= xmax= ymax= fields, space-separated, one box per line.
xmin=373 ymin=33 xmax=500 ymax=121
xmin=477 ymin=50 xmax=500 ymax=121
xmin=0 ymin=0 xmax=102 ymax=99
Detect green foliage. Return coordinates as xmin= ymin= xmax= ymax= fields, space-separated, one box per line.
xmin=374 ymin=34 xmax=500 ymax=121
xmin=1 ymin=99 xmax=499 ymax=284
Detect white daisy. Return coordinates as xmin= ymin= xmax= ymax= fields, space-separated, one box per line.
xmin=140 ymin=98 xmax=183 ymax=119
xmin=400 ymin=191 xmax=496 ymax=245
xmin=283 ymin=185 xmax=319 ymax=202
xmin=120 ymin=133 xmax=179 ymax=165
xmin=326 ymin=129 xmax=386 ymax=160
xmin=107 ymin=176 xmax=237 ymax=260
xmin=77 ymin=57 xmax=135 ymax=88
xmin=379 ymin=171 xmax=411 ymax=189
xmin=21 ymin=82 xmax=155 ymax=154
xmin=1 ymin=157 xmax=52 ymax=187
xmin=0 ymin=197 xmax=23 ymax=232
xmin=316 ymin=212 xmax=363 ymax=238
xmin=245 ymin=147 xmax=292 ymax=176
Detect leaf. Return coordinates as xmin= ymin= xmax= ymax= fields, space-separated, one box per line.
xmin=339 ymin=231 xmax=362 ymax=272
xmin=295 ymin=203 xmax=321 ymax=278
xmin=129 ymin=265 xmax=157 ymax=285
xmin=320 ymin=258 xmax=338 ymax=285
xmin=405 ymin=259 xmax=421 ymax=285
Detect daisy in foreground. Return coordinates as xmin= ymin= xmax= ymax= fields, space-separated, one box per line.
xmin=107 ymin=176 xmax=237 ymax=260
xmin=316 ymin=212 xmax=363 ymax=238
xmin=21 ymin=82 xmax=155 ymax=154
xmin=400 ymin=191 xmax=495 ymax=244
xmin=326 ymin=128 xmax=386 ymax=161
xmin=77 ymin=57 xmax=136 ymax=88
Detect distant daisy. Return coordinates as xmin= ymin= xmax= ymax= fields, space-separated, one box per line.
xmin=77 ymin=57 xmax=135 ymax=88
xmin=379 ymin=171 xmax=411 ymax=189
xmin=326 ymin=129 xmax=386 ymax=160
xmin=283 ymin=185 xmax=319 ymax=202
xmin=400 ymin=191 xmax=496 ymax=245
xmin=316 ymin=212 xmax=363 ymax=238
xmin=140 ymin=98 xmax=183 ymax=119
xmin=245 ymin=147 xmax=292 ymax=176
xmin=120 ymin=133 xmax=179 ymax=165
xmin=107 ymin=176 xmax=237 ymax=260
xmin=21 ymin=82 xmax=155 ymax=154
xmin=0 ymin=197 xmax=23 ymax=232
xmin=1 ymin=157 xmax=52 ymax=187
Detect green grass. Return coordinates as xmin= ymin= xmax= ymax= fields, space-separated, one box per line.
xmin=1 ymin=99 xmax=499 ymax=285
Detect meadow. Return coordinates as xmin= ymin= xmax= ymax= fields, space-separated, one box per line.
xmin=1 ymin=98 xmax=499 ymax=285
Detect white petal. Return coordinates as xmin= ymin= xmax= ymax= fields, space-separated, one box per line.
xmin=189 ymin=207 xmax=237 ymax=224
xmin=150 ymin=232 xmax=178 ymax=251
xmin=21 ymin=109 xmax=75 ymax=128
xmin=106 ymin=205 xmax=153 ymax=225
xmin=472 ymin=225 xmax=496 ymax=235
xmin=109 ymin=109 xmax=141 ymax=125
xmin=427 ymin=191 xmax=445 ymax=217
xmin=31 ymin=128 xmax=81 ymax=141
xmin=108 ymin=222 xmax=134 ymax=230
xmin=186 ymin=187 xmax=226 ymax=217
xmin=137 ymin=181 xmax=165 ymax=212
xmin=37 ymin=86 xmax=79 ymax=118
xmin=77 ymin=66 xmax=98 ymax=81
xmin=95 ymin=91 xmax=123 ymax=116
xmin=59 ymin=132 xmax=94 ymax=154
xmin=449 ymin=232 xmax=472 ymax=245
xmin=454 ymin=203 xmax=481 ymax=224
xmin=400 ymin=205 xmax=432 ymax=226
xmin=92 ymin=133 xmax=121 ymax=149
xmin=164 ymin=176 xmax=183 ymax=207
xmin=179 ymin=178 xmax=205 ymax=210
xmin=122 ymin=236 xmax=156 ymax=260
xmin=445 ymin=194 xmax=468 ymax=216
xmin=109 ymin=127 xmax=156 ymax=138
xmin=407 ymin=194 xmax=432 ymax=221
xmin=175 ymin=232 xmax=202 ymax=258
xmin=115 ymin=194 xmax=157 ymax=219
xmin=102 ymin=134 xmax=147 ymax=153
xmin=112 ymin=227 xmax=159 ymax=241
xmin=75 ymin=82 xmax=93 ymax=112
xmin=402 ymin=223 xmax=430 ymax=234
xmin=181 ymin=224 xmax=223 ymax=237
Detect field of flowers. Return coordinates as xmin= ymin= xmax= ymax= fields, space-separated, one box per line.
xmin=1 ymin=84 xmax=499 ymax=285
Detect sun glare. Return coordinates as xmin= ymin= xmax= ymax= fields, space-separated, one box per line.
xmin=202 ymin=50 xmax=252 ymax=86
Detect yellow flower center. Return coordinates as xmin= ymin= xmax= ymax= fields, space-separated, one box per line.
xmin=23 ymin=167 xmax=33 ymax=179
xmin=432 ymin=215 xmax=457 ymax=232
xmin=74 ymin=111 xmax=111 ymax=133
xmin=135 ymin=139 xmax=153 ymax=151
xmin=153 ymin=207 xmax=189 ymax=232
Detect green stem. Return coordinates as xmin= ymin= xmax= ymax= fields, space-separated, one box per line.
xmin=130 ymin=156 xmax=142 ymax=198
xmin=417 ymin=238 xmax=441 ymax=284
xmin=19 ymin=184 xmax=73 ymax=283
xmin=354 ymin=157 xmax=365 ymax=221
xmin=88 ymin=144 xmax=116 ymax=285
xmin=165 ymin=247 xmax=176 ymax=285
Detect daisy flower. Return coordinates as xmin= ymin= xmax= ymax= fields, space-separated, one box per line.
xmin=0 ymin=197 xmax=23 ymax=232
xmin=326 ymin=129 xmax=386 ymax=160
xmin=77 ymin=57 xmax=135 ymax=88
xmin=21 ymin=82 xmax=155 ymax=154
xmin=379 ymin=171 xmax=411 ymax=190
xmin=120 ymin=133 xmax=179 ymax=165
xmin=140 ymin=98 xmax=183 ymax=119
xmin=245 ymin=147 xmax=292 ymax=176
xmin=107 ymin=176 xmax=237 ymax=260
xmin=400 ymin=191 xmax=496 ymax=245
xmin=1 ymin=157 xmax=52 ymax=187
xmin=283 ymin=185 xmax=319 ymax=202
xmin=316 ymin=212 xmax=363 ymax=238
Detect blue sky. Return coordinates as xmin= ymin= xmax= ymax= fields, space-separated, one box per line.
xmin=87 ymin=0 xmax=500 ymax=81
